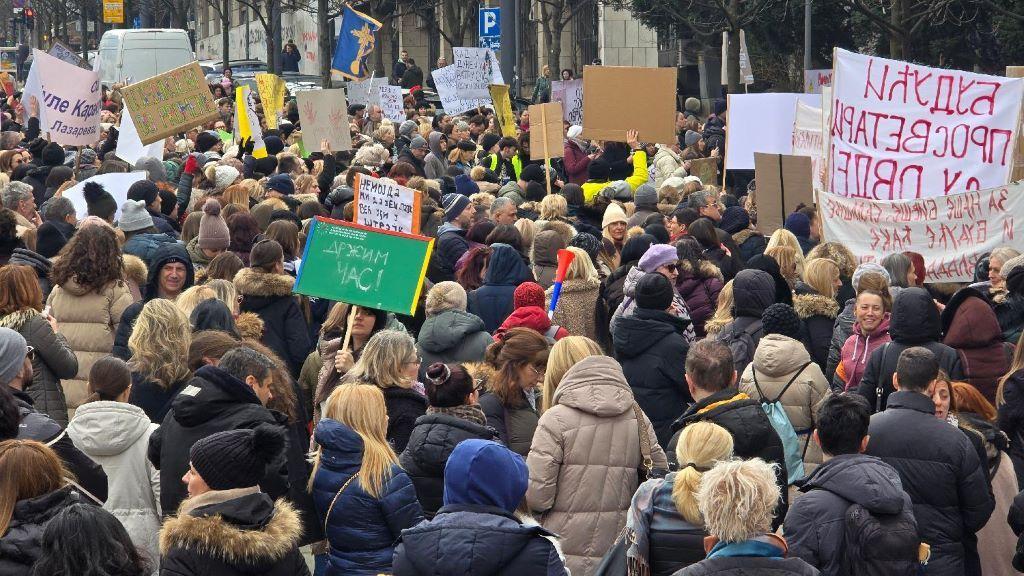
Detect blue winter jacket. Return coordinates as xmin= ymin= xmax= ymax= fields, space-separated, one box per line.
xmin=467 ymin=243 xmax=533 ymax=333
xmin=312 ymin=418 xmax=424 ymax=576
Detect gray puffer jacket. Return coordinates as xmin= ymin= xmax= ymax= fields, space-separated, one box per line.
xmin=415 ymin=309 xmax=494 ymax=368
xmin=0 ymin=309 xmax=78 ymax=426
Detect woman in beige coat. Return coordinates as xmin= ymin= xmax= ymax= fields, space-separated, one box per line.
xmin=527 ymin=343 xmax=668 ymax=576
xmin=47 ymin=225 xmax=134 ymax=418
xmin=738 ymin=304 xmax=830 ymax=477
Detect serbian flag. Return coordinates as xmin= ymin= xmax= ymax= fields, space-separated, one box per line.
xmin=332 ymin=5 xmax=382 ymax=80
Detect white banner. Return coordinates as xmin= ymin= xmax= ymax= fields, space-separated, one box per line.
xmin=378 ymin=85 xmax=405 ymax=124
xmin=829 ymin=48 xmax=1024 ymax=200
xmin=24 ymin=49 xmax=102 ymax=146
xmin=116 ymin=103 xmax=164 ymax=166
xmin=64 ymin=171 xmax=147 ymax=221
xmin=353 ymin=174 xmax=421 ymax=234
xmin=347 ymin=76 xmax=388 ymax=108
xmin=820 ymin=184 xmax=1024 ymax=282
xmin=451 ymin=47 xmax=503 ymax=99
xmin=431 ymin=65 xmax=490 ymax=116
xmin=725 ymin=93 xmax=821 ymax=170
xmin=551 ymin=78 xmax=583 ymax=125
xmin=804 ymin=69 xmax=832 ymax=94
xmin=793 ymin=100 xmax=825 ymax=194
xmin=721 ymin=30 xmax=754 ymax=86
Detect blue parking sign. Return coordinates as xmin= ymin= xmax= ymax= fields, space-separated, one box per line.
xmin=479 ymin=8 xmax=500 ymax=39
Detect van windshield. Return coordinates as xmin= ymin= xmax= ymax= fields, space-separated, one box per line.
xmin=119 ymin=48 xmax=192 ymax=83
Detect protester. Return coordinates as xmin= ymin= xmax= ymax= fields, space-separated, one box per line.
xmin=610 ymin=243 xmax=696 ymax=343
xmin=882 ymin=252 xmax=917 ymax=289
xmin=674 ymin=238 xmax=724 ymax=338
xmin=714 ymin=269 xmax=775 ymax=375
xmin=114 ymin=242 xmax=195 ymax=360
xmin=313 ymin=303 xmax=390 ymax=425
xmin=127 ymin=299 xmax=192 ymax=423
xmin=479 ymin=327 xmax=550 ymax=455
xmin=833 ymin=286 xmax=892 ymax=393
xmin=467 ymin=242 xmax=533 ymax=333
xmin=825 ymin=264 xmax=891 ymax=382
xmin=494 ymin=281 xmax=570 ymax=343
xmin=30 ymin=503 xmax=152 ymax=576
xmin=415 ymin=281 xmax=492 ymax=369
xmin=794 ymin=257 xmax=842 ymax=372
xmin=545 ymin=245 xmax=603 ymax=342
xmin=941 ymin=286 xmax=1014 ymax=404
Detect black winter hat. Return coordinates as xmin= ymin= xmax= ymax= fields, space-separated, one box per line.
xmin=480 ymin=133 xmax=501 ymax=153
xmin=83 ymin=181 xmax=117 ymax=221
xmin=521 ymin=163 xmax=546 ymax=184
xmin=195 ymin=131 xmax=220 ymax=153
xmin=41 ymin=142 xmax=65 ymax=167
xmin=190 ymin=424 xmax=285 ymax=490
xmin=762 ymin=303 xmax=802 ymax=340
xmin=587 ymin=157 xmax=610 ymax=181
xmin=635 ymin=272 xmax=674 ymax=311
xmin=719 ymin=206 xmax=750 ymax=235
xmin=35 ymin=221 xmax=68 ymax=258
xmin=127 ymin=179 xmax=160 ymax=205
xmin=264 ymin=135 xmax=285 ymax=155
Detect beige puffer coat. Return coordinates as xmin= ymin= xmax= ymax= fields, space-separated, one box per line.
xmin=47 ymin=279 xmax=134 ymax=417
xmin=526 ymin=355 xmax=668 ymax=576
xmin=738 ymin=333 xmax=831 ymax=471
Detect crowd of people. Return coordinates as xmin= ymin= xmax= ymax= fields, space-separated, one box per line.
xmin=0 ymin=64 xmax=1024 ymax=576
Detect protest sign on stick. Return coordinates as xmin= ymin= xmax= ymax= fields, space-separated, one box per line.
xmin=120 ymin=62 xmax=220 ymax=145
xmin=22 ymin=49 xmax=102 ymax=147
xmin=688 ymin=158 xmax=718 ymax=186
xmin=724 ymin=93 xmax=821 ymax=170
xmin=754 ymin=153 xmax=814 ymax=235
xmin=347 ymin=76 xmax=387 ymax=107
xmin=581 ymin=66 xmax=676 ymax=144
xmin=820 ymin=184 xmax=1024 ymax=282
xmin=452 ymin=47 xmax=502 ymax=99
xmin=255 ymin=73 xmax=286 ymax=129
xmin=529 ymin=102 xmax=564 ymax=195
xmin=296 ymin=89 xmax=353 ymax=152
xmin=48 ymin=41 xmax=88 ymax=69
xmin=431 ymin=65 xmax=490 ymax=115
xmin=353 ymin=174 xmax=422 ymax=234
xmin=116 ymin=103 xmax=164 ymax=165
xmin=378 ymin=85 xmax=405 ymax=124
xmin=490 ymin=84 xmax=518 ymax=137
xmin=294 ymin=217 xmax=434 ymax=315
xmin=551 ymin=78 xmax=583 ymax=125
xmin=829 ymin=48 xmax=1024 ymax=200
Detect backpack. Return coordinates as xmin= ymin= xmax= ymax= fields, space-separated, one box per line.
xmin=839 ymin=501 xmax=920 ymax=576
xmin=751 ymin=362 xmax=811 ymax=485
xmin=717 ymin=320 xmax=761 ymax=375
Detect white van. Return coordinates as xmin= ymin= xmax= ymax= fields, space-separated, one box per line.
xmin=94 ymin=29 xmax=194 ymax=85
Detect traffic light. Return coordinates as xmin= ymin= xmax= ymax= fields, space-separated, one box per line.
xmin=24 ymin=8 xmax=34 ymax=30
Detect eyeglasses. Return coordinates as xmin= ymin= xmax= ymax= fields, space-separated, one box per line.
xmin=529 ymin=364 xmax=545 ymax=377
xmin=473 ymin=379 xmax=486 ymax=394
xmin=405 ymin=355 xmax=421 ymax=366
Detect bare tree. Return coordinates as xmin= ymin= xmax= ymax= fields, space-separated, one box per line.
xmin=537 ymin=0 xmax=597 ymax=76
xmin=839 ymin=0 xmax=977 ymax=59
xmin=201 ymin=0 xmax=231 ymax=67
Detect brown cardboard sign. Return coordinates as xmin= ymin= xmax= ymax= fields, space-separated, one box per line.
xmin=753 ymin=152 xmax=814 ymax=234
xmin=688 ymin=157 xmax=718 ymax=187
xmin=580 ymin=65 xmax=677 ymax=145
xmin=296 ymin=88 xmax=353 ymax=152
xmin=528 ymin=101 xmax=564 ymax=160
xmin=120 ymin=62 xmax=220 ymax=145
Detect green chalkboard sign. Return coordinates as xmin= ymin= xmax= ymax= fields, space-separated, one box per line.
xmin=294 ymin=217 xmax=434 ymax=315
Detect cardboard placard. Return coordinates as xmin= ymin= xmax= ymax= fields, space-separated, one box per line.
xmin=255 ymin=73 xmax=286 ymax=129
xmin=296 ymin=88 xmax=353 ymax=152
xmin=120 ymin=62 xmax=220 ymax=145
xmin=688 ymin=157 xmax=718 ymax=186
xmin=753 ymin=152 xmax=814 ymax=235
xmin=353 ymin=173 xmax=422 ymax=234
xmin=451 ymin=47 xmax=502 ymax=99
xmin=529 ymin=102 xmax=563 ymax=160
xmin=378 ymin=85 xmax=405 ymax=124
xmin=580 ymin=65 xmax=676 ymax=145
xmin=294 ymin=217 xmax=434 ymax=316
xmin=490 ymin=84 xmax=517 ymax=137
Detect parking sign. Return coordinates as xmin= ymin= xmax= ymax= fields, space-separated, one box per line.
xmin=479 ymin=8 xmax=500 ymax=39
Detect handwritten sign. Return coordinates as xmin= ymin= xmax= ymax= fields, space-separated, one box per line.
xmin=528 ymin=102 xmax=564 ymax=160
xmin=23 ymin=49 xmax=102 ymax=146
xmin=294 ymin=217 xmax=434 ymax=315
xmin=48 ymin=41 xmax=88 ymax=69
xmin=296 ymin=88 xmax=352 ymax=152
xmin=451 ymin=47 xmax=503 ymax=99
xmin=820 ymin=184 xmax=1024 ymax=282
xmin=347 ymin=76 xmax=388 ymax=107
xmin=378 ymin=84 xmax=405 ymax=124
xmin=792 ymin=100 xmax=825 ymax=194
xmin=490 ymin=84 xmax=517 ymax=137
xmin=120 ymin=61 xmax=220 ymax=145
xmin=804 ymin=69 xmax=832 ymax=94
xmin=255 ymin=73 xmax=286 ymax=129
xmin=551 ymin=78 xmax=583 ymax=125
xmin=353 ymin=173 xmax=422 ymax=234
xmin=432 ymin=65 xmax=490 ymax=115
xmin=829 ymin=48 xmax=1024 ymax=200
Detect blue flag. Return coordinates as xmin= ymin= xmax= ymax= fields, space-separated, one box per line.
xmin=332 ymin=5 xmax=382 ymax=80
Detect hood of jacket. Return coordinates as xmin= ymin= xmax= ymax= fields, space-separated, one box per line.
xmin=792 ymin=290 xmax=839 ymax=320
xmin=531 ymin=230 xmax=564 ymax=267
xmin=751 ymin=334 xmax=813 ymax=378
xmin=612 ymin=308 xmax=689 ymax=359
xmin=437 ymin=222 xmax=466 ymax=238
xmin=67 ymin=401 xmax=152 ymax=457
xmin=145 ymin=243 xmax=195 ymax=300
xmin=942 ymin=287 xmax=1002 ymax=349
xmin=621 ymin=265 xmax=645 ymax=298
xmin=418 ymin=309 xmax=487 ymax=353
xmin=234 ymin=267 xmax=296 ymax=303
xmin=172 ymin=365 xmax=263 ymax=428
xmin=443 ymin=438 xmax=527 ymax=512
xmin=0 ymin=308 xmax=37 ymax=332
xmin=733 ymin=269 xmax=776 ymax=318
xmin=495 ymin=306 xmax=552 ymax=341
xmin=799 ymin=453 xmax=906 ymax=515
xmin=889 ymin=287 xmax=941 ymax=344
xmin=428 ymin=131 xmax=445 ymax=157
xmin=314 ymin=418 xmax=364 ymax=471
xmin=483 ymin=243 xmax=531 ymax=286
xmin=407 ymin=414 xmax=496 ymax=476
xmin=552 ymin=355 xmax=634 ymax=417
xmin=8 ymin=248 xmax=51 ymax=278
xmin=159 ymin=491 xmax=301 ymax=571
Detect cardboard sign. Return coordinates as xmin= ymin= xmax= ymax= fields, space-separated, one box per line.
xmin=490 ymin=84 xmax=517 ymax=137
xmin=294 ymin=217 xmax=434 ymax=315
xmin=296 ymin=88 xmax=353 ymax=152
xmin=753 ymin=153 xmax=814 ymax=235
xmin=792 ymin=100 xmax=825 ymax=194
xmin=431 ymin=65 xmax=490 ymax=116
xmin=528 ymin=102 xmax=563 ymax=160
xmin=551 ymin=78 xmax=583 ymax=125
xmin=829 ymin=48 xmax=1023 ymax=200
xmin=725 ymin=93 xmax=821 ymax=170
xmin=48 ymin=41 xmax=88 ymax=69
xmin=378 ymin=85 xmax=405 ymax=124
xmin=688 ymin=157 xmax=718 ymax=186
xmin=580 ymin=66 xmax=676 ymax=145
xmin=64 ymin=171 xmax=147 ymax=220
xmin=115 ymin=103 xmax=164 ymax=165
xmin=120 ymin=61 xmax=220 ymax=145
xmin=804 ymin=69 xmax=832 ymax=94
xmin=346 ymin=76 xmax=388 ymax=107
xmin=255 ymin=73 xmax=286 ymax=129
xmin=22 ymin=49 xmax=102 ymax=146
xmin=353 ymin=173 xmax=422 ymax=234
xmin=820 ymin=184 xmax=1024 ymax=282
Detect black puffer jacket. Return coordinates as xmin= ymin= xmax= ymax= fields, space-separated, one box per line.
xmin=235 ymin=267 xmax=311 ymax=377
xmin=856 ymin=287 xmax=962 ymax=413
xmin=792 ymin=282 xmax=839 ymax=374
xmin=0 ymin=310 xmax=78 ymax=426
xmin=148 ymin=365 xmax=289 ymax=516
xmin=398 ymin=412 xmax=498 ymax=517
xmin=633 ymin=474 xmax=708 ymax=576
xmin=612 ymin=308 xmax=692 ymax=448
xmin=714 ymin=269 xmax=776 ymax=376
xmin=383 ymin=386 xmax=429 ymax=453
xmin=998 ymin=369 xmax=1024 ymax=488
xmin=866 ymin=391 xmax=994 ymax=576
xmin=427 ymin=223 xmax=470 ymax=283
xmin=666 ymin=388 xmax=788 ymax=527
xmin=0 ymin=486 xmax=81 ymax=576
xmin=673 ymin=556 xmax=819 ymax=576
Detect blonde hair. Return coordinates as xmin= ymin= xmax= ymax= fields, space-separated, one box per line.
xmin=803 ymin=258 xmax=839 ymax=299
xmin=541 ymin=336 xmax=603 ymax=412
xmin=765 ymin=246 xmax=799 ymax=285
xmin=314 ymin=384 xmax=397 ymax=498
xmin=514 ymin=218 xmax=535 ymax=253
xmin=343 ymin=330 xmax=416 ymax=390
xmin=175 ymin=285 xmax=217 ymax=318
xmin=222 ymin=184 xmax=252 ymax=208
xmin=697 ymin=458 xmax=780 ymax=543
xmin=563 ymin=246 xmax=598 ymax=282
xmin=538 ymin=194 xmax=568 ymax=220
xmin=999 ymin=329 xmax=1024 ymax=405
xmin=128 ymin=299 xmax=192 ymax=389
xmin=205 ymin=278 xmax=239 ymax=314
xmin=294 ymin=174 xmax=318 ymax=196
xmin=767 ymin=229 xmax=806 ymax=276
xmin=469 ymin=192 xmax=495 ymax=209
xmin=672 ymin=422 xmax=734 ymax=525
xmin=705 ymin=280 xmax=734 ymax=337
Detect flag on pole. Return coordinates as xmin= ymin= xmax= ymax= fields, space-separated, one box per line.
xmin=332 ymin=5 xmax=382 ymax=80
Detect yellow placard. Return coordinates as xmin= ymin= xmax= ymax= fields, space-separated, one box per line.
xmin=255 ymin=73 xmax=286 ymax=130
xmin=103 ymin=0 xmax=124 ymax=24
xmin=489 ymin=84 xmax=518 ymax=137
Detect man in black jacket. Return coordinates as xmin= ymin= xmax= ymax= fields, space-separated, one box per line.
xmin=866 ymin=347 xmax=993 ymax=576
xmin=427 ymin=193 xmax=473 ymax=283
xmin=113 ymin=243 xmax=195 ymax=359
xmin=666 ymin=339 xmax=789 ymax=526
xmin=149 ymin=346 xmax=290 ymax=515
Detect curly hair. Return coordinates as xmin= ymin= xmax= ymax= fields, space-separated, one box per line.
xmin=128 ymin=299 xmax=192 ymax=390
xmin=49 ymin=225 xmax=124 ymax=292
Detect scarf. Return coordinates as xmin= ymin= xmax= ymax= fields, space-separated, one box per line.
xmin=706 ymin=533 xmax=788 ymax=559
xmin=426 ymin=404 xmax=487 ymax=426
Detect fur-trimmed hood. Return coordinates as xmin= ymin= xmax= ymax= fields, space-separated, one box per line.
xmin=160 ymin=489 xmax=302 ymax=570
xmin=234 ymin=267 xmax=296 ymax=298
xmin=679 ymin=258 xmax=724 ymax=281
xmin=122 ymin=254 xmax=148 ymax=288
xmin=793 ymin=291 xmax=840 ymax=320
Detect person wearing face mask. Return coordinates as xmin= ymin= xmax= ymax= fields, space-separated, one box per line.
xmin=478 ymin=327 xmax=551 ymax=456
xmin=834 ymin=288 xmax=892 ymax=394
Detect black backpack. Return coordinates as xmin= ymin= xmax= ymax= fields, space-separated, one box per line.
xmin=839 ymin=501 xmax=920 ymax=576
